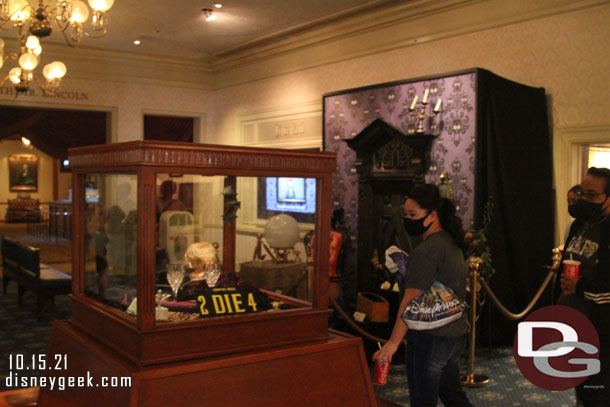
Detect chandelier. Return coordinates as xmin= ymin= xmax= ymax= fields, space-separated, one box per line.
xmin=0 ymin=0 xmax=114 ymax=95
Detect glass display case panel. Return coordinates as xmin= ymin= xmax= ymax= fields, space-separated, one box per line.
xmin=236 ymin=175 xmax=316 ymax=300
xmin=83 ymin=174 xmax=138 ymax=312
xmin=153 ymin=174 xmax=317 ymax=324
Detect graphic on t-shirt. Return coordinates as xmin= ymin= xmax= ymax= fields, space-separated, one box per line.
xmin=566 ymin=233 xmax=599 ymax=259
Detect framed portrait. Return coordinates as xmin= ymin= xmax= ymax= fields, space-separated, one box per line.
xmin=8 ymin=154 xmax=38 ymax=192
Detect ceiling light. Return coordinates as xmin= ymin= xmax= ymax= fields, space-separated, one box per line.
xmin=202 ymin=8 xmax=216 ymax=22
xmin=134 ymin=40 xmax=141 ymax=45
xmin=214 ymin=4 xmax=222 ymax=8
xmin=0 ymin=0 xmax=114 ymax=46
xmin=0 ymin=0 xmax=111 ymax=95
xmin=21 ymin=136 xmax=31 ymax=146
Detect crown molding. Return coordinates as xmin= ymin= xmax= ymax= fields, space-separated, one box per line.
xmin=0 ymin=0 xmax=606 ymax=90
xmin=209 ymin=0 xmax=609 ymax=89
xmin=0 ymin=37 xmax=214 ymax=90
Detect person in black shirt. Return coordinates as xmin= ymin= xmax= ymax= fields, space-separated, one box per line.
xmin=561 ymin=166 xmax=610 ymax=407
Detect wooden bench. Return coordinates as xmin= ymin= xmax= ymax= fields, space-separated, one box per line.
xmin=1 ymin=236 xmax=71 ymax=319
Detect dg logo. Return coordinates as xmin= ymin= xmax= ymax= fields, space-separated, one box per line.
xmin=513 ymin=305 xmax=600 ymax=391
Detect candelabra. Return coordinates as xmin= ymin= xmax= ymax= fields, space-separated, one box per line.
xmin=0 ymin=0 xmax=114 ymax=47
xmin=0 ymin=0 xmax=114 ymax=95
xmin=0 ymin=35 xmax=66 ymax=94
xmin=409 ymin=88 xmax=443 ymax=133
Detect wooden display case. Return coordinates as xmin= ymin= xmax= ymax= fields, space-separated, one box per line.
xmin=39 ymin=141 xmax=376 ymax=406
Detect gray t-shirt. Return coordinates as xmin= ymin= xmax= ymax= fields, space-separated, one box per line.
xmin=404 ymin=230 xmax=468 ymax=337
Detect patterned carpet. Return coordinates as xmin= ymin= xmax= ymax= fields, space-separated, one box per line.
xmin=0 ymin=273 xmax=578 ymax=405
xmin=0 ymin=225 xmax=579 ymax=404
xmin=374 ymin=347 xmax=577 ymax=406
xmin=0 ymin=282 xmax=71 ymax=392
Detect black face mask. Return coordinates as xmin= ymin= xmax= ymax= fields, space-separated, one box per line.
xmin=567 ymin=203 xmax=578 ymax=218
xmin=569 ymin=198 xmax=605 ymax=221
xmin=404 ymin=213 xmax=431 ymax=236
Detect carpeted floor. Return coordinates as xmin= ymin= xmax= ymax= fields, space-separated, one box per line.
xmin=0 ymin=283 xmax=71 ymax=393
xmin=374 ymin=348 xmax=577 ymax=406
xmin=0 ymin=276 xmax=578 ymax=405
xmin=0 ymin=223 xmax=579 ymax=405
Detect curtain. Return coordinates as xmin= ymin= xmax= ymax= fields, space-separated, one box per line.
xmin=474 ymin=69 xmax=555 ymax=345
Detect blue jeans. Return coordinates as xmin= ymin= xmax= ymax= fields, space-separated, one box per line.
xmin=405 ymin=330 xmax=473 ymax=407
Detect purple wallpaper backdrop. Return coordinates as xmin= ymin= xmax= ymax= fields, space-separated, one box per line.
xmin=324 ymin=72 xmax=477 ymax=289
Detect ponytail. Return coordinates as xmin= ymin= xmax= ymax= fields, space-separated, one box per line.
xmin=437 ymin=197 xmax=466 ymax=252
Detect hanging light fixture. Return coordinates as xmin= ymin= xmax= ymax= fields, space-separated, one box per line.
xmin=0 ymin=0 xmax=114 ymax=46
xmin=0 ymin=0 xmax=112 ymax=95
xmin=1 ymin=35 xmax=67 ymax=94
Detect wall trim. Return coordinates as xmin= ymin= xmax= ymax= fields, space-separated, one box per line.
xmin=554 ymin=123 xmax=610 ymax=244
xmin=237 ymin=100 xmax=322 ymax=149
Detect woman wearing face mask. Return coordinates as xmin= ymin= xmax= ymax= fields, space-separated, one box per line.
xmin=373 ymin=184 xmax=473 ymax=407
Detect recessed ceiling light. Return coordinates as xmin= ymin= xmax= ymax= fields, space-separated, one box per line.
xmin=202 ymin=8 xmax=216 ymax=22
xmin=214 ymin=4 xmax=222 ymax=8
xmin=134 ymin=40 xmax=141 ymax=45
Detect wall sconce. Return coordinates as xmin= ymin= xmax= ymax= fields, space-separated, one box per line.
xmin=409 ymin=88 xmax=443 ymax=134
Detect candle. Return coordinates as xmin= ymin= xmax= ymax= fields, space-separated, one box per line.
xmin=434 ymin=98 xmax=442 ymax=113
xmin=409 ymin=95 xmax=418 ymax=111
xmin=422 ymin=88 xmax=429 ymax=104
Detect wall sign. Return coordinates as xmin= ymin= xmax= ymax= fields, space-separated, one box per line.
xmin=0 ymin=86 xmax=88 ymax=100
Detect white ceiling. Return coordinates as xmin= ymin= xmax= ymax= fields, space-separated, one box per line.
xmin=1 ymin=0 xmax=400 ymax=61
xmin=0 ymin=0 xmax=602 ymax=88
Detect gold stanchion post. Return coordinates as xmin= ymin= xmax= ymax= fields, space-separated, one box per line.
xmin=460 ymin=261 xmax=490 ymax=387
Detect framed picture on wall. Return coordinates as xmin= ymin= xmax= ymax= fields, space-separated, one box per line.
xmin=8 ymin=154 xmax=38 ymax=192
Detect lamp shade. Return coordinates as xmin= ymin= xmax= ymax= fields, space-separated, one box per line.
xmin=18 ymin=53 xmax=38 ymax=71
xmin=43 ymin=61 xmax=67 ymax=79
xmin=88 ymin=0 xmax=114 ymax=12
xmin=42 ymin=64 xmax=53 ymax=79
xmin=0 ymin=38 xmax=4 ymax=50
xmin=70 ymin=1 xmax=90 ymax=23
xmin=25 ymin=35 xmax=40 ymax=50
xmin=9 ymin=0 xmax=31 ymax=22
xmin=9 ymin=67 xmax=22 ymax=84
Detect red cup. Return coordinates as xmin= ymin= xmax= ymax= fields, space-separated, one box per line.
xmin=562 ymin=260 xmax=581 ymax=293
xmin=374 ymin=360 xmax=390 ymax=385
xmin=563 ymin=260 xmax=581 ymax=278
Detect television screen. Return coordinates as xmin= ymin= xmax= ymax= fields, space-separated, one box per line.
xmin=265 ymin=177 xmax=315 ymax=214
xmin=277 ymin=177 xmax=306 ymax=204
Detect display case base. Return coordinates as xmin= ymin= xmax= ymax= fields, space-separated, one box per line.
xmin=39 ymin=321 xmax=377 ymax=407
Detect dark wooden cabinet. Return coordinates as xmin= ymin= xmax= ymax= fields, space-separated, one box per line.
xmin=346 ymin=119 xmax=435 ymax=292
xmin=239 ymin=260 xmax=310 ymax=301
